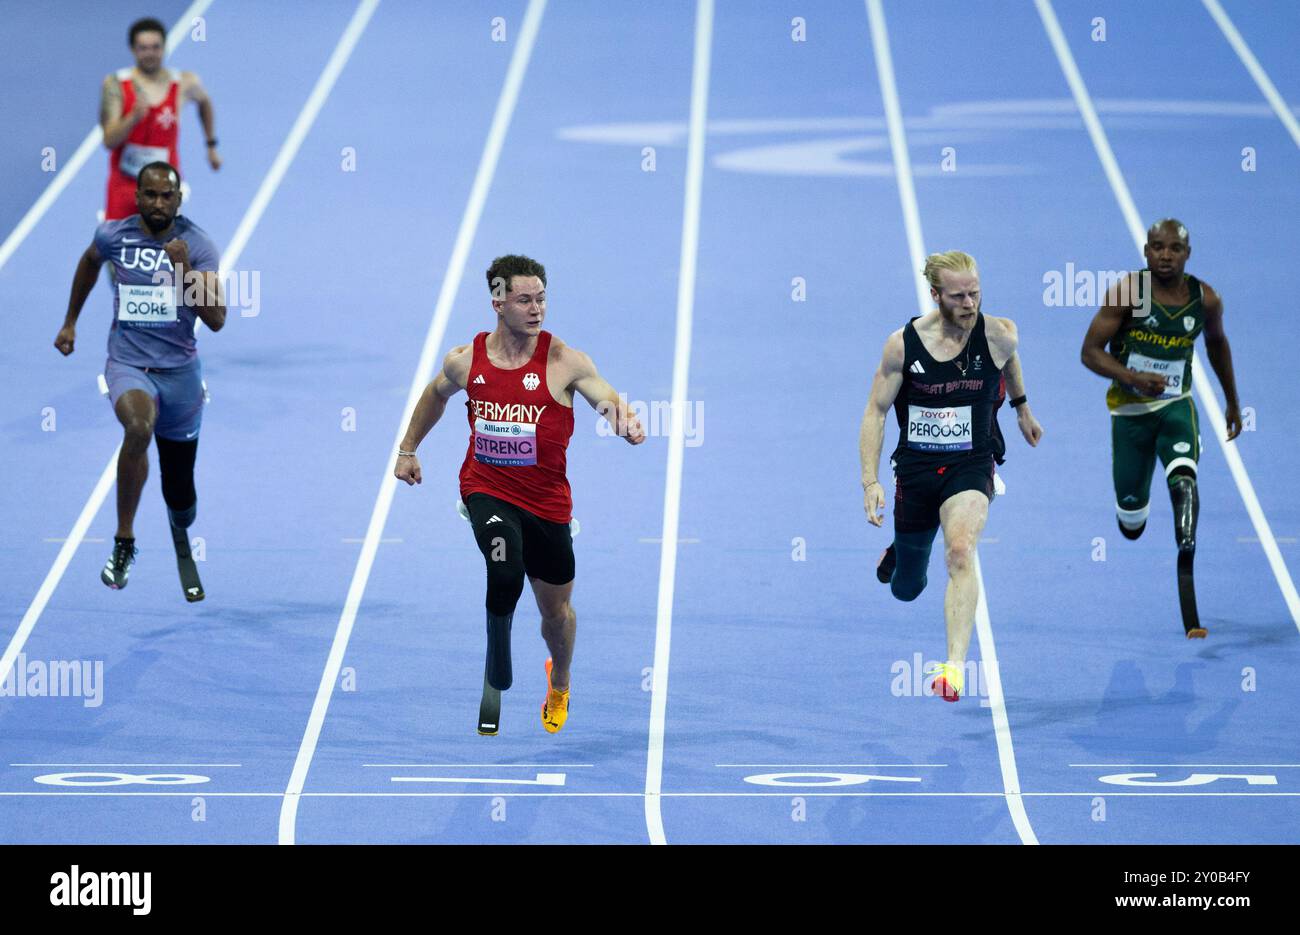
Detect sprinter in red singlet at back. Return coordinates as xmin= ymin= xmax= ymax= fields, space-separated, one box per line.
xmin=101 ymin=17 xmax=222 ymax=221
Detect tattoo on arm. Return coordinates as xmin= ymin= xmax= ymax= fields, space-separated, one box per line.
xmin=101 ymin=78 xmax=121 ymax=127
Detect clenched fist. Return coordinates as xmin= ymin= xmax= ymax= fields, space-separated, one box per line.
xmin=164 ymin=238 xmax=189 ymax=267
xmin=394 ymin=452 xmax=422 ymax=486
xmin=54 ymin=325 xmax=76 ymax=356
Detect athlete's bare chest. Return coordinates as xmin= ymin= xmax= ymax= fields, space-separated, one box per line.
xmin=131 ymin=71 xmax=178 ymax=107
xmin=914 ymin=325 xmax=973 ymax=364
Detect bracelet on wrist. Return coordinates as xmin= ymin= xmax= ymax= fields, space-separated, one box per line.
xmin=397 ymin=449 xmax=417 ymax=457
xmin=1010 ymin=395 xmax=1027 ymax=409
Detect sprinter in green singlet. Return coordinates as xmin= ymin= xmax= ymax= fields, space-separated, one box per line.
xmin=1081 ymin=219 xmax=1242 ymax=639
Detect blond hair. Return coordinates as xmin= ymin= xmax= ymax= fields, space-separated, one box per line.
xmin=922 ymin=251 xmax=978 ymax=291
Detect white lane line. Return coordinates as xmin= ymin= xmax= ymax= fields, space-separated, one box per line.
xmin=8 ymin=763 xmax=240 ymax=767
xmin=1202 ymin=0 xmax=1300 ymax=149
xmin=365 ymin=763 xmax=594 ymax=768
xmin=865 ymin=0 xmax=1039 ymax=847
xmin=1 ymin=464 xmax=117 ymax=690
xmin=1071 ymin=763 xmax=1300 ymax=768
xmin=218 ymin=1 xmax=375 ymax=281
xmin=1035 ymin=0 xmax=1300 ymax=636
xmin=2 ymin=790 xmax=1297 ymax=798
xmin=196 ymin=0 xmax=383 ymax=332
xmin=865 ymin=1 xmax=929 ymax=315
xmin=391 ymin=774 xmax=566 ymax=786
xmin=971 ymin=553 xmax=1037 ymax=842
xmin=276 ymin=0 xmax=547 ymax=847
xmin=0 ymin=0 xmax=213 ymax=274
xmin=644 ymin=0 xmax=714 ymax=848
xmin=715 ymin=763 xmax=948 ymax=768
xmin=0 ymin=0 xmax=381 ymax=699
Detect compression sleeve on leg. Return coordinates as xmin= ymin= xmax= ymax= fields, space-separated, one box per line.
xmin=890 ymin=526 xmax=939 ymax=602
xmin=155 ymin=435 xmax=198 ymax=527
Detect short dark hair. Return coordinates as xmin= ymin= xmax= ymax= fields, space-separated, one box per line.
xmin=129 ymin=17 xmax=167 ymax=47
xmin=1147 ymin=217 xmax=1189 ymax=244
xmin=137 ymin=161 xmax=179 ymax=189
xmin=486 ymin=255 xmax=546 ymax=298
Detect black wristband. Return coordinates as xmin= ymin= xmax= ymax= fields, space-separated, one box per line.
xmin=206 ymin=138 xmax=218 ymax=147
xmin=1010 ymin=395 xmax=1027 ymax=409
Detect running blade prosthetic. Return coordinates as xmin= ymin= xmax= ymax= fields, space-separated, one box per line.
xmin=170 ymin=521 xmax=205 ymax=602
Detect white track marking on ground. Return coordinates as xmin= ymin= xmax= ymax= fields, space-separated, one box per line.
xmin=1071 ymin=763 xmax=1300 ymax=768
xmin=364 ymin=763 xmax=594 ymax=768
xmin=2 ymin=791 xmax=1298 ymax=799
xmin=866 ymin=0 xmax=1039 ymax=846
xmin=0 ymin=0 xmax=213 ymax=274
xmin=1 ymin=465 xmax=117 ymax=690
xmin=644 ymin=0 xmax=713 ymax=848
xmin=390 ymin=774 xmax=566 ymax=786
xmin=1 ymin=0 xmax=378 ymax=767
xmin=864 ymin=2 xmax=928 ymax=315
xmin=1201 ymin=0 xmax=1300 ymax=149
xmin=1035 ymin=0 xmax=1300 ymax=635
xmin=715 ymin=763 xmax=948 ymax=768
xmin=276 ymin=0 xmax=546 ymax=846
xmin=217 ymin=2 xmax=377 ymax=278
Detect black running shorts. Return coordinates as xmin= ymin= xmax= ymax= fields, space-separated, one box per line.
xmin=465 ymin=492 xmax=576 ymax=586
xmin=892 ymin=456 xmax=995 ymax=534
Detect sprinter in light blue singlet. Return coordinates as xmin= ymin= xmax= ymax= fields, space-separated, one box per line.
xmin=55 ymin=161 xmax=226 ymax=599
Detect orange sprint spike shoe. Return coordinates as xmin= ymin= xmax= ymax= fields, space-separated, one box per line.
xmin=541 ymin=658 xmax=569 ymax=733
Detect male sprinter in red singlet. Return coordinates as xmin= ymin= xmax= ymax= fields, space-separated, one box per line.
xmin=395 ymin=255 xmax=645 ymax=735
xmin=860 ymin=251 xmax=1043 ymax=702
xmin=101 ymin=17 xmax=221 ymax=221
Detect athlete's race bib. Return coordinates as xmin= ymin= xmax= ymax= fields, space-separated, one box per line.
xmin=473 ymin=417 xmax=537 ymax=466
xmin=1127 ymin=351 xmax=1184 ymax=399
xmin=119 ymin=143 xmax=171 ymax=181
xmin=117 ymin=282 xmax=177 ymax=324
xmin=907 ymin=404 xmax=972 ymax=451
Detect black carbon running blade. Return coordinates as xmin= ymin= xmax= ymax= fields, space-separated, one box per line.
xmin=477 ymin=672 xmax=501 ymax=736
xmin=1178 ymin=551 xmax=1204 ymax=638
xmin=170 ymin=523 xmax=205 ymax=603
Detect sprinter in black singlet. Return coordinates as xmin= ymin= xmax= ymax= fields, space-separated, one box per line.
xmin=859 ymin=251 xmax=1043 ymax=701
